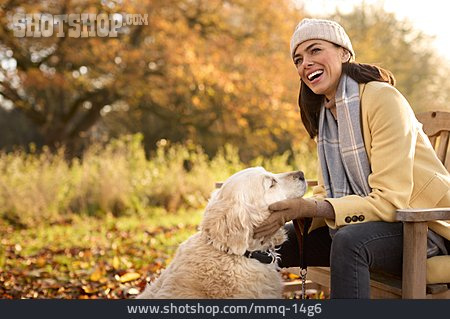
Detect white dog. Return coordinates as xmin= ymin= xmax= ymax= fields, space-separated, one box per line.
xmin=137 ymin=167 xmax=306 ymax=299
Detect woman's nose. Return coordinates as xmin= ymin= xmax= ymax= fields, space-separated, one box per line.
xmin=297 ymin=58 xmax=313 ymax=74
xmin=302 ymin=54 xmax=313 ymax=65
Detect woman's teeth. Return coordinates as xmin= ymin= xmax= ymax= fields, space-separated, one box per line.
xmin=308 ymin=70 xmax=324 ymax=81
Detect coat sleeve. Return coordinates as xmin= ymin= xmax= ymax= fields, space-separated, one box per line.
xmin=325 ymin=83 xmax=419 ymax=228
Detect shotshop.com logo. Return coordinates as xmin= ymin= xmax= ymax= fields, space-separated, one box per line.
xmin=12 ymin=13 xmax=148 ymax=38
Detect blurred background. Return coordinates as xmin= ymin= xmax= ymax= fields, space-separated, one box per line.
xmin=2 ymin=0 xmax=450 ymax=159
xmin=0 ymin=0 xmax=449 ymax=299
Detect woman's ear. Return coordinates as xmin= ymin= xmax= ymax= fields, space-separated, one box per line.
xmin=341 ymin=49 xmax=351 ymax=63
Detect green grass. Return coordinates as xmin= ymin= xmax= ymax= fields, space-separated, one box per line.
xmin=6 ymin=208 xmax=201 ymax=255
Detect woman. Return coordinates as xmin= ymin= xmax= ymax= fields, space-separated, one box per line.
xmin=254 ymin=18 xmax=450 ymax=298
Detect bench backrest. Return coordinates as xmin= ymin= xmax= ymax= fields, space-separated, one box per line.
xmin=417 ymin=111 xmax=450 ymax=171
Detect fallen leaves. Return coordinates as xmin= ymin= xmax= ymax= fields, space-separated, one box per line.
xmin=117 ymin=272 xmax=141 ymax=283
xmin=287 ymin=273 xmax=299 ymax=280
xmin=89 ymin=266 xmax=106 ymax=282
xmin=0 ymin=213 xmax=200 ymax=299
xmin=0 ymin=210 xmax=324 ymax=299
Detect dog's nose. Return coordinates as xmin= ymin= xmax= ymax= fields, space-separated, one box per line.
xmin=293 ymin=171 xmax=305 ymax=181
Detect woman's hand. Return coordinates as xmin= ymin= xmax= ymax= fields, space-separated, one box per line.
xmin=253 ymin=198 xmax=317 ymax=239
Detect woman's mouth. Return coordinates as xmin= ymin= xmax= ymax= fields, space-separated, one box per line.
xmin=307 ymin=70 xmax=324 ymax=84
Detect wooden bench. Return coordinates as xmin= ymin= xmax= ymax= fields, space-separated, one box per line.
xmin=303 ymin=111 xmax=450 ymax=299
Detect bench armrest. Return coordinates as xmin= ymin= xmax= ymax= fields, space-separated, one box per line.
xmin=307 ymin=180 xmax=318 ymax=187
xmin=396 ymin=208 xmax=450 ymax=222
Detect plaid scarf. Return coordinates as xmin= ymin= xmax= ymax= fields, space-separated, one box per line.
xmin=318 ymin=74 xmax=371 ymax=198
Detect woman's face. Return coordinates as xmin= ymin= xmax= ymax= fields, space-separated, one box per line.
xmin=293 ymin=39 xmax=349 ymax=100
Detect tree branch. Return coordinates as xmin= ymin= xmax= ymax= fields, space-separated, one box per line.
xmin=0 ymin=82 xmax=45 ymax=125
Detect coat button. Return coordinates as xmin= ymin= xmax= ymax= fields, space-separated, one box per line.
xmin=351 ymin=215 xmax=358 ymax=222
xmin=345 ymin=216 xmax=352 ymax=223
xmin=358 ymin=215 xmax=365 ymax=221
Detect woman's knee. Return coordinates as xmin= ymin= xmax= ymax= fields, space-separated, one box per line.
xmin=330 ymin=223 xmax=375 ymax=261
xmin=330 ymin=222 xmax=403 ymax=265
xmin=329 ymin=224 xmax=372 ymax=274
xmin=331 ymin=226 xmax=358 ymax=254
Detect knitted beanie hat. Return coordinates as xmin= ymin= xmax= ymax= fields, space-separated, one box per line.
xmin=290 ymin=18 xmax=355 ymax=60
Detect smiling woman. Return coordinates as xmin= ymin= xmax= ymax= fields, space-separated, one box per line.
xmin=290 ymin=19 xmax=395 ymax=139
xmin=293 ymin=40 xmax=349 ymax=100
xmin=253 ymin=17 xmax=450 ymax=299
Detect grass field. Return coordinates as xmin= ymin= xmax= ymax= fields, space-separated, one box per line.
xmin=1 ymin=206 xmax=326 ymax=299
xmin=0 ymin=137 xmax=319 ymax=299
xmin=0 ymin=208 xmax=202 ymax=299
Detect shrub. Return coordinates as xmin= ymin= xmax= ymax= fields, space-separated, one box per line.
xmin=0 ymin=134 xmax=317 ymax=228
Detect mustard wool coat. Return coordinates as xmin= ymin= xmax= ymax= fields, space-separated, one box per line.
xmin=310 ymin=81 xmax=450 ymax=284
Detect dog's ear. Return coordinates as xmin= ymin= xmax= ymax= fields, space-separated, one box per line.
xmin=200 ymin=195 xmax=253 ymax=256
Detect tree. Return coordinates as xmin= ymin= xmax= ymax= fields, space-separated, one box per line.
xmin=0 ymin=0 xmax=310 ymax=159
xmin=330 ymin=4 xmax=450 ymax=113
xmin=0 ymin=0 xmax=183 ymax=154
xmin=102 ymin=0 xmax=309 ymax=160
xmin=3 ymin=1 xmax=446 ymax=160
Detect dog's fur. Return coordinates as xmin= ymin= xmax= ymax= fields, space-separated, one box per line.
xmin=136 ymin=167 xmax=306 ymax=299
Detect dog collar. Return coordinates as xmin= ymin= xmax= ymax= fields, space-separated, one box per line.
xmin=243 ymin=249 xmax=277 ymax=264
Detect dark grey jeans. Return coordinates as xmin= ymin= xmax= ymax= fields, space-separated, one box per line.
xmin=277 ymin=221 xmax=404 ymax=298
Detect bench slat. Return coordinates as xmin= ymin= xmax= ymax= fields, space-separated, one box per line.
xmin=396 ymin=208 xmax=450 ymax=222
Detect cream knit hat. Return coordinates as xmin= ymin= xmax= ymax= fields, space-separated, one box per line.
xmin=290 ymin=18 xmax=355 ymax=60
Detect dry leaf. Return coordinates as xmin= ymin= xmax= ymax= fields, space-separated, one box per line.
xmin=127 ymin=287 xmax=140 ymax=295
xmin=89 ymin=267 xmax=105 ymax=282
xmin=112 ymin=256 xmax=120 ymax=270
xmin=119 ymin=272 xmax=140 ymax=283
xmin=288 ymin=273 xmax=299 ymax=280
xmin=82 ymin=285 xmax=98 ymax=294
xmin=36 ymin=256 xmax=47 ymax=267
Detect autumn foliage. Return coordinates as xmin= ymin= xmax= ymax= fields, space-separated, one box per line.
xmin=2 ymin=1 xmax=448 ymax=159
xmin=1 ymin=0 xmax=450 ymax=299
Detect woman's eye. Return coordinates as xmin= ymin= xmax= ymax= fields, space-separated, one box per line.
xmin=311 ymin=48 xmax=320 ymax=54
xmin=294 ymin=58 xmax=302 ymax=66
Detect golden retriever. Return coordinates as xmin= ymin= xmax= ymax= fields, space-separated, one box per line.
xmin=136 ymin=167 xmax=306 ymax=298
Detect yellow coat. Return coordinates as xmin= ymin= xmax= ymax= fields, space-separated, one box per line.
xmin=311 ymin=81 xmax=450 ymax=284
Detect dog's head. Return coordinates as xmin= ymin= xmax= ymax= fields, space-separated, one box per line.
xmin=200 ymin=167 xmax=307 ymax=255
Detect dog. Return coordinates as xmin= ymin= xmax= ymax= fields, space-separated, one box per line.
xmin=136 ymin=167 xmax=307 ymax=298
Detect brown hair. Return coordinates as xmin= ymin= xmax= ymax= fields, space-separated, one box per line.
xmin=299 ymin=62 xmax=396 ymax=139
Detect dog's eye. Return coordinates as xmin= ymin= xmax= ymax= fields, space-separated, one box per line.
xmin=269 ymin=179 xmax=277 ymax=188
